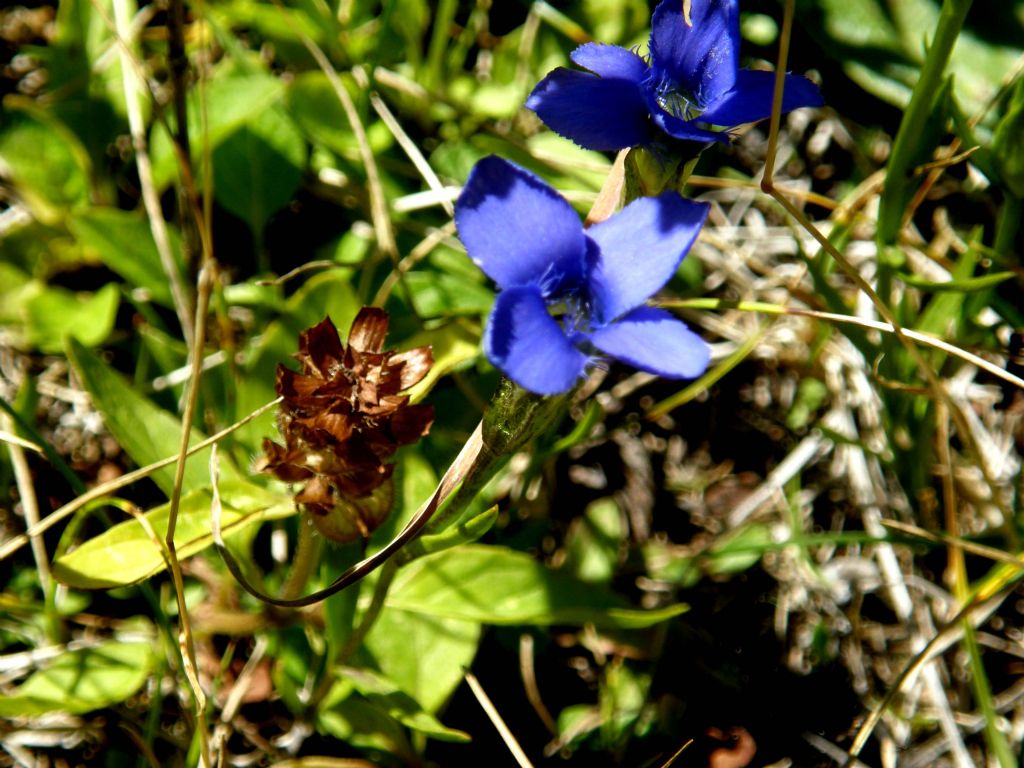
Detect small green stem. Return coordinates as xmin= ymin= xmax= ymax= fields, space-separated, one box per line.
xmin=994 ymin=193 xmax=1022 ymax=260
xmin=426 ymin=378 xmax=572 ymax=534
xmin=337 ymin=558 xmax=397 ymax=664
xmin=280 ymin=516 xmax=322 ymax=600
xmin=877 ymin=0 xmax=974 ymax=242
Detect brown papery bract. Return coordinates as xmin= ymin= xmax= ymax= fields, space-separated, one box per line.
xmin=256 ymin=308 xmax=434 ymax=542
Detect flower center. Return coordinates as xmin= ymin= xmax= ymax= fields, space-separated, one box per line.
xmin=652 ymin=78 xmax=703 ymax=121
xmin=550 ymin=295 xmax=593 ymax=337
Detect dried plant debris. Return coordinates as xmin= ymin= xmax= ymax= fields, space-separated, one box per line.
xmin=257 ymin=308 xmax=433 ymax=542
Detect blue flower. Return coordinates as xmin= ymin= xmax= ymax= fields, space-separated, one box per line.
xmin=526 ymin=0 xmax=823 ymax=151
xmin=455 ymin=156 xmax=711 ymax=395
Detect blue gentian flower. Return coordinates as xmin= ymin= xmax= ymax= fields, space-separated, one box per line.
xmin=526 ymin=0 xmax=823 ymax=151
xmin=456 ymin=156 xmax=711 ymax=395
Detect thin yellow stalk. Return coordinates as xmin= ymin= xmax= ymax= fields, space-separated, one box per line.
xmin=108 ymin=0 xmax=194 ymax=348
xmin=2 ymin=413 xmax=53 ymax=613
xmin=0 ymin=398 xmax=280 ymax=563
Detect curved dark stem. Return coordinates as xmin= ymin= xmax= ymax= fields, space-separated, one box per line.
xmin=212 ymin=423 xmax=477 ymax=608
xmin=213 ymin=379 xmax=572 ymax=608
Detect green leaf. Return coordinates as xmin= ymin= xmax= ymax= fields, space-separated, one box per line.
xmin=286 ymin=72 xmax=357 ymax=157
xmin=385 ymin=545 xmax=687 ymax=628
xmin=806 ymin=0 xmax=1020 ymax=118
xmin=0 ymin=263 xmax=34 ymax=325
xmin=66 ymin=338 xmax=235 ymax=495
xmin=52 ymin=479 xmax=294 ymax=588
xmin=285 ymin=72 xmax=392 ymax=159
xmin=212 ymin=106 xmax=305 ymax=235
xmin=897 ymin=270 xmax=1014 ymax=293
xmin=338 ymin=666 xmax=471 ymax=741
xmin=993 ymin=79 xmax=1024 ymax=197
xmin=403 ymin=271 xmax=495 ymax=317
xmin=0 ymin=641 xmax=152 ymax=716
xmin=69 ymin=208 xmax=184 ymax=307
xmin=365 ymin=607 xmax=481 ymax=714
xmin=149 ymin=71 xmax=285 ymax=188
xmin=563 ymin=498 xmax=624 ymax=585
xmin=26 ymin=283 xmax=119 ymax=353
xmin=316 ymin=680 xmax=414 ymax=758
xmin=0 ymin=99 xmax=92 ymax=221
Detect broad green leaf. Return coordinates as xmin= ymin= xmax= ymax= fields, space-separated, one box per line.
xmin=26 ymin=283 xmax=119 ymax=353
xmin=0 ymin=263 xmax=36 ymax=325
xmin=66 ymin=338 xmax=236 ymax=495
xmin=211 ymin=106 xmax=305 ymax=235
xmin=52 ymin=479 xmax=294 ymax=588
xmin=316 ymin=680 xmax=414 ymax=757
xmin=403 ymin=271 xmax=494 ymax=318
xmin=0 ymin=100 xmax=92 ymax=221
xmin=149 ymin=71 xmax=284 ymax=188
xmin=338 ymin=666 xmax=470 ymax=741
xmin=285 ymin=72 xmax=392 ymax=159
xmin=365 ymin=608 xmax=480 ymax=714
xmin=563 ymin=498 xmax=624 ymax=585
xmin=0 ymin=641 xmax=151 ymax=716
xmin=69 ymin=208 xmax=184 ymax=307
xmin=385 ymin=545 xmax=688 ymax=628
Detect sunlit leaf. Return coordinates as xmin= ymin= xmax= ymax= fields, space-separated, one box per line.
xmin=403 ymin=319 xmax=481 ymax=402
xmin=0 ymin=100 xmax=92 ymax=221
xmin=52 ymin=480 xmax=294 ymax=588
xmin=0 ymin=641 xmax=152 ymax=716
xmin=338 ymin=666 xmax=471 ymax=741
xmin=66 ymin=338 xmax=238 ymax=495
xmin=385 ymin=545 xmax=687 ymax=628
xmin=212 ymin=106 xmax=305 ymax=235
xmin=26 ymin=283 xmax=119 ymax=353
xmin=149 ymin=71 xmax=284 ymax=188
xmin=69 ymin=208 xmax=184 ymax=307
xmin=364 ymin=607 xmax=481 ymax=714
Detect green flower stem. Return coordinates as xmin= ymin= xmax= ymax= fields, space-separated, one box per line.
xmin=994 ymin=192 xmax=1022 ymax=260
xmin=279 ymin=516 xmax=322 ymax=600
xmin=426 ymin=378 xmax=573 ymax=534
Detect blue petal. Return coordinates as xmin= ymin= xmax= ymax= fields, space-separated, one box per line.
xmin=570 ymin=43 xmax=648 ymax=82
xmin=484 ymin=286 xmax=590 ymax=395
xmin=649 ymin=106 xmax=728 ymax=144
xmin=649 ymin=0 xmax=739 ymax=106
xmin=588 ymin=306 xmax=709 ymax=378
xmin=585 ymin=193 xmax=709 ymax=325
xmin=699 ymin=70 xmax=824 ymax=127
xmin=456 ymin=157 xmax=586 ymax=292
xmin=527 ymin=68 xmax=651 ymax=151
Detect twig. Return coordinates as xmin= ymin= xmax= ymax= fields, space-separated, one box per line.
xmin=519 ymin=634 xmax=557 ymax=735
xmin=465 ymin=670 xmax=535 ymax=768
xmin=360 ymin=70 xmax=453 ymax=217
xmin=109 ymin=0 xmax=194 ymax=348
xmin=881 ymin=520 xmax=1024 ymax=566
xmin=2 ymin=413 xmax=53 ymax=611
xmin=296 ymin=29 xmax=397 ymax=261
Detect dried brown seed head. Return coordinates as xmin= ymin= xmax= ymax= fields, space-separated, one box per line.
xmin=259 ymin=308 xmax=434 ymax=542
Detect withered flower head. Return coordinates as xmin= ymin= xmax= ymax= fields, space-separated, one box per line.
xmin=257 ymin=308 xmax=434 ymax=542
